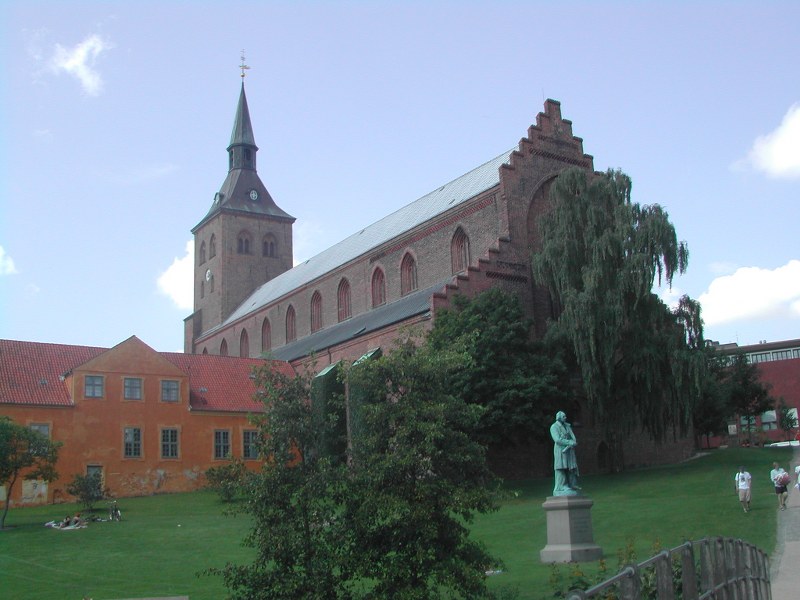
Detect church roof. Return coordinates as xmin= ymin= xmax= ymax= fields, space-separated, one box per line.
xmin=210 ymin=148 xmax=514 ymax=335
xmin=229 ymin=82 xmax=256 ymax=149
xmin=269 ymin=279 xmax=448 ymax=362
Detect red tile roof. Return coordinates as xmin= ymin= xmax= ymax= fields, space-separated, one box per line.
xmin=0 ymin=339 xmax=295 ymax=413
xmin=163 ymin=352 xmax=295 ymax=413
xmin=0 ymin=339 xmax=105 ymax=406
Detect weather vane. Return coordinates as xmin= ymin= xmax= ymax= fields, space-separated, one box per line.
xmin=240 ymin=51 xmax=250 ymax=78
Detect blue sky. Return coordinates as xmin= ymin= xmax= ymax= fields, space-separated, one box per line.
xmin=1 ymin=1 xmax=798 ymax=352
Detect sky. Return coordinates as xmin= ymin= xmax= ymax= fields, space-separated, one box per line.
xmin=1 ymin=1 xmax=798 ymax=353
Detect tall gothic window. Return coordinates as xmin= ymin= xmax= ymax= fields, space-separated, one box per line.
xmin=199 ymin=241 xmax=206 ymax=264
xmin=451 ymin=227 xmax=470 ymax=273
xmin=237 ymin=231 xmax=252 ymax=255
xmin=261 ymin=318 xmax=271 ymax=352
xmin=286 ymin=305 xmax=296 ymax=343
xmin=310 ymin=291 xmax=323 ymax=333
xmin=400 ymin=252 xmax=417 ymax=296
xmin=209 ymin=234 xmax=216 ymax=258
xmin=371 ymin=268 xmax=386 ymax=308
xmin=337 ymin=279 xmax=352 ymax=322
xmin=219 ymin=338 xmax=228 ymax=356
xmin=239 ymin=329 xmax=249 ymax=358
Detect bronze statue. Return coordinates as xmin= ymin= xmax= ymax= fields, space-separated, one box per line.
xmin=550 ymin=411 xmax=580 ymax=496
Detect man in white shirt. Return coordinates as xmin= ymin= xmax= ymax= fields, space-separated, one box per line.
xmin=734 ymin=466 xmax=752 ymax=513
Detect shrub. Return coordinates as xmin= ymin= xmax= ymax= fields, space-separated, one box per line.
xmin=205 ymin=457 xmax=249 ymax=502
xmin=66 ymin=472 xmax=108 ymax=511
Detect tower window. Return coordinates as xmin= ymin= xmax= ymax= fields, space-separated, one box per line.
xmin=263 ymin=235 xmax=277 ymax=257
xmin=199 ymin=241 xmax=206 ymax=264
xmin=240 ymin=329 xmax=250 ymax=358
xmin=244 ymin=148 xmax=252 ymax=165
xmin=237 ymin=232 xmax=252 ymax=255
xmin=371 ymin=268 xmax=386 ymax=308
xmin=220 ymin=338 xmax=228 ymax=356
xmin=400 ymin=252 xmax=418 ymax=296
xmin=311 ymin=291 xmax=323 ymax=333
xmin=209 ymin=234 xmax=217 ymax=258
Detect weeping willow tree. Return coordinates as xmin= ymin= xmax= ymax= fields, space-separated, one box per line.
xmin=532 ymin=168 xmax=706 ymax=441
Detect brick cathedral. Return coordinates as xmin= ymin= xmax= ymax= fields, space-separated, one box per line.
xmin=185 ymin=82 xmax=595 ymax=370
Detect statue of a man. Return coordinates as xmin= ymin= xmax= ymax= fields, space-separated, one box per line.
xmin=550 ymin=411 xmax=580 ymax=496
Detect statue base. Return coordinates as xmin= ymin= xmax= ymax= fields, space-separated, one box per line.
xmin=540 ymin=495 xmax=603 ymax=563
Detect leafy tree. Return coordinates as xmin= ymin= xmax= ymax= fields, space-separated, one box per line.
xmin=692 ymin=347 xmax=731 ymax=448
xmin=427 ymin=288 xmax=569 ymax=446
xmin=531 ymin=168 xmax=705 ymax=442
xmin=0 ymin=417 xmax=62 ymax=529
xmin=66 ymin=472 xmax=108 ymax=511
xmin=210 ymin=363 xmax=353 ymax=600
xmin=723 ymin=353 xmax=775 ymax=445
xmin=345 ymin=337 xmax=501 ymax=599
xmin=205 ymin=457 xmax=250 ymax=502
xmin=777 ymin=398 xmax=798 ymax=440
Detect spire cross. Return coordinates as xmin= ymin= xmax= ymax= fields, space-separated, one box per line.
xmin=239 ymin=51 xmax=250 ymax=78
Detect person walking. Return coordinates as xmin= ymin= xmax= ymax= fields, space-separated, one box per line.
xmin=770 ymin=462 xmax=790 ymax=510
xmin=734 ymin=466 xmax=752 ymax=512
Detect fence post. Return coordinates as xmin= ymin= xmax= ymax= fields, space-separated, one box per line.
xmin=714 ymin=537 xmax=728 ymax=600
xmin=681 ymin=541 xmax=698 ymax=600
xmin=655 ymin=550 xmax=674 ymax=600
xmin=699 ymin=539 xmax=714 ymax=596
xmin=618 ymin=565 xmax=640 ymax=600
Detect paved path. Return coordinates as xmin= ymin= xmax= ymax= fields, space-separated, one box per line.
xmin=770 ymin=447 xmax=799 ymax=600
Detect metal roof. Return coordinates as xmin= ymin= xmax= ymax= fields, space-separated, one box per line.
xmin=211 ymin=148 xmax=513 ymax=334
xmin=269 ymin=279 xmax=448 ymax=362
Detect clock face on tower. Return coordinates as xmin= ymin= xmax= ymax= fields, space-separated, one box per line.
xmin=205 ymin=269 xmax=212 ymax=282
xmin=249 ymin=189 xmax=259 ymax=201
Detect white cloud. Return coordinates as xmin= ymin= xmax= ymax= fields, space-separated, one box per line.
xmin=0 ymin=246 xmax=19 ymax=276
xmin=49 ymin=34 xmax=112 ymax=96
xmin=738 ymin=103 xmax=800 ymax=179
xmin=157 ymin=241 xmax=194 ymax=311
xmin=699 ymin=260 xmax=800 ymax=326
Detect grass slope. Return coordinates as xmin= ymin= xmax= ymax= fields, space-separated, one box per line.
xmin=0 ymin=446 xmax=793 ymax=600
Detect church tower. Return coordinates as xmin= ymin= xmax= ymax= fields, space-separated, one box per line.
xmin=185 ymin=82 xmax=295 ymax=353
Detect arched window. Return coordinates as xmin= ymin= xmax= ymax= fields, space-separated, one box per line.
xmin=200 ymin=281 xmax=205 ymax=299
xmin=371 ymin=268 xmax=386 ymax=308
xmin=199 ymin=241 xmax=206 ymax=264
xmin=237 ymin=231 xmax=252 ymax=255
xmin=209 ymin=234 xmax=216 ymax=258
xmin=286 ymin=305 xmax=296 ymax=343
xmin=337 ymin=279 xmax=352 ymax=322
xmin=261 ymin=318 xmax=271 ymax=352
xmin=400 ymin=252 xmax=417 ymax=296
xmin=310 ymin=291 xmax=323 ymax=333
xmin=219 ymin=338 xmax=228 ymax=356
xmin=202 ymin=347 xmax=208 ymax=355
xmin=239 ymin=329 xmax=249 ymax=358
xmin=262 ymin=234 xmax=277 ymax=258
xmin=451 ymin=227 xmax=470 ymax=274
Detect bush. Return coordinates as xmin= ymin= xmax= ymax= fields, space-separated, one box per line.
xmin=66 ymin=472 xmax=108 ymax=511
xmin=205 ymin=457 xmax=249 ymax=502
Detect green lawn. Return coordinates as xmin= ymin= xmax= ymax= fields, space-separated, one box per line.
xmin=0 ymin=446 xmax=793 ymax=600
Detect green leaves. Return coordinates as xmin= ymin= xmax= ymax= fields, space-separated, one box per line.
xmin=532 ymin=168 xmax=703 ymax=441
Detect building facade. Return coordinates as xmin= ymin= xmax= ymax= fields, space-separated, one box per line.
xmin=0 ymin=336 xmax=294 ymax=506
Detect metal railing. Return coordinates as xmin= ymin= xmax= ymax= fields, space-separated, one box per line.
xmin=566 ymin=537 xmax=771 ymax=600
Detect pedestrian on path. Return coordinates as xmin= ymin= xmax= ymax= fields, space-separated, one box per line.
xmin=734 ymin=466 xmax=752 ymax=512
xmin=770 ymin=462 xmax=790 ymax=510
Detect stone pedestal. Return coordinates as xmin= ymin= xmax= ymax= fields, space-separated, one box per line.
xmin=540 ymin=495 xmax=603 ymax=563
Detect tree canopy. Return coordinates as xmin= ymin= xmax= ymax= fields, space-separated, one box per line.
xmin=427 ymin=287 xmax=569 ymax=446
xmin=215 ymin=338 xmax=501 ymax=599
xmin=0 ymin=417 xmax=62 ymax=529
xmin=531 ymin=168 xmax=705 ymax=441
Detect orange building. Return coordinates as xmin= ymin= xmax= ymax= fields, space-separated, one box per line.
xmin=0 ymin=336 xmax=293 ymax=507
